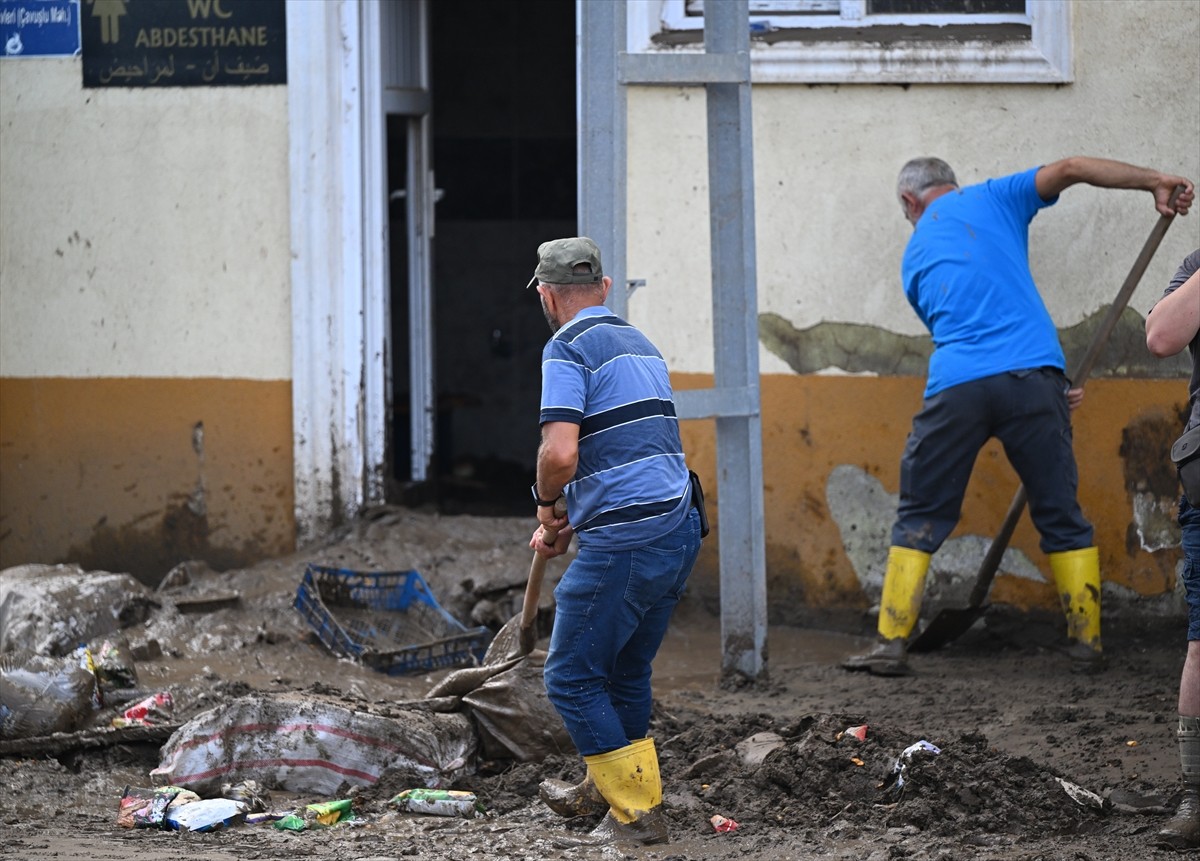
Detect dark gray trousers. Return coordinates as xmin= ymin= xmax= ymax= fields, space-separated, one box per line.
xmin=891 ymin=368 xmax=1094 ymax=554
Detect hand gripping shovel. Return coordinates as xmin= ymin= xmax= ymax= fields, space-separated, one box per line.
xmin=909 ymin=188 xmax=1186 ymax=653
xmin=518 ymin=497 xmax=569 ymax=656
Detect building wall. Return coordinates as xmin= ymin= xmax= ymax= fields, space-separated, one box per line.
xmin=0 ymin=57 xmax=293 ymax=582
xmin=630 ymin=0 xmax=1200 ymax=614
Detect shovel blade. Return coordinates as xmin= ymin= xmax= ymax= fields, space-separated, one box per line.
xmin=908 ymin=605 xmax=987 ymax=653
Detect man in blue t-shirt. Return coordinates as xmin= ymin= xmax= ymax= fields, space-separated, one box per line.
xmin=844 ymin=156 xmax=1194 ymax=677
xmin=525 ymin=236 xmax=702 ymax=846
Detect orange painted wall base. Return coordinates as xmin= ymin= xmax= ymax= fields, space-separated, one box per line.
xmin=0 ymin=377 xmax=295 ymax=584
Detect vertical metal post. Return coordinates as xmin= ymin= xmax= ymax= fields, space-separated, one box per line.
xmin=705 ymin=0 xmax=767 ymax=681
xmin=578 ymin=0 xmax=767 ymax=681
xmin=577 ymin=0 xmax=627 ymax=318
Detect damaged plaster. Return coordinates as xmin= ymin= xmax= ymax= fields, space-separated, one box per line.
xmin=825 ymin=464 xmax=1044 ymax=614
xmin=1119 ymin=408 xmax=1185 ymax=553
xmin=762 ymin=307 xmax=1190 ymax=379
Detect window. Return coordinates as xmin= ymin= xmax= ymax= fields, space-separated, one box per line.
xmin=629 ymin=0 xmax=1071 ymax=84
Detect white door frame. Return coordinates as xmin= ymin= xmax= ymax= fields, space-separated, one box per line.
xmin=286 ymin=0 xmax=390 ymax=545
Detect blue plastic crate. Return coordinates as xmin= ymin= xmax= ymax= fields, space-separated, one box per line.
xmin=294 ymin=564 xmax=491 ymax=675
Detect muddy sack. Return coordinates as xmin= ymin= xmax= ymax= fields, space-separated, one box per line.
xmin=0 ymin=650 xmax=97 ymax=739
xmin=0 ymin=564 xmax=155 ymax=657
xmin=151 ymin=692 xmax=476 ymax=796
xmin=428 ymin=615 xmax=575 ymax=762
xmin=460 ymin=651 xmax=575 ymax=761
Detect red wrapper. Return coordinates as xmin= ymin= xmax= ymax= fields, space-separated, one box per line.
xmin=121 ymin=691 xmax=173 ymax=724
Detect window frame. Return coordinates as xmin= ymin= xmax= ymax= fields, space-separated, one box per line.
xmin=627 ymin=0 xmax=1072 ymax=85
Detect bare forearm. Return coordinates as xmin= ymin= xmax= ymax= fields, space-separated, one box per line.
xmin=535 ymin=422 xmax=578 ymax=500
xmin=1035 ymin=157 xmax=1194 ymax=216
xmin=1146 ymin=270 xmax=1200 ymax=357
xmin=1055 ymin=156 xmax=1160 ymax=191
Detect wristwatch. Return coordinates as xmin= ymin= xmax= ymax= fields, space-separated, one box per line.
xmin=531 ymin=484 xmax=561 ymax=507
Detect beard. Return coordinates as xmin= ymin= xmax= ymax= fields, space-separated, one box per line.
xmin=540 ymin=296 xmax=559 ymax=333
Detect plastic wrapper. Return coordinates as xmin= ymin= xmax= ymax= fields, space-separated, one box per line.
xmin=89 ymin=637 xmax=139 ymax=694
xmin=222 ymin=779 xmax=271 ymax=812
xmin=164 ymin=797 xmax=247 ymax=832
xmin=710 ymin=814 xmax=739 ymax=833
xmin=0 ymin=650 xmax=98 ymax=739
xmin=884 ymin=739 xmax=942 ymax=797
xmin=391 ymin=788 xmax=484 ymax=818
xmin=115 ymin=785 xmax=199 ymax=829
xmin=117 ymin=786 xmax=179 ymax=829
xmin=304 ymin=798 xmax=356 ymax=827
xmin=112 ymin=691 xmax=173 ymax=728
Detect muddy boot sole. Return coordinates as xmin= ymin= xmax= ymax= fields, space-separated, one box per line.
xmin=552 ymin=810 xmax=669 ymax=848
xmin=539 ymin=777 xmax=607 ymax=818
xmin=842 ymin=640 xmax=912 ymax=677
xmin=1065 ymin=641 xmax=1106 ymax=674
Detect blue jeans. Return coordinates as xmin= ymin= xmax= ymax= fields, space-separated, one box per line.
xmin=544 ymin=508 xmax=701 ymax=756
xmin=1179 ymin=496 xmax=1200 ymax=641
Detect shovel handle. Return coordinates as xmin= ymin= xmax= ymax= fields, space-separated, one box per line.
xmin=1069 ymin=185 xmax=1185 ymax=387
xmin=970 ymin=185 xmax=1185 ymax=601
xmin=519 ymin=497 xmax=568 ymax=654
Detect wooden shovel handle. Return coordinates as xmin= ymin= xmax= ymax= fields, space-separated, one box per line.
xmin=519 ymin=497 xmax=568 ymax=654
xmin=970 ymin=185 xmax=1186 ymax=600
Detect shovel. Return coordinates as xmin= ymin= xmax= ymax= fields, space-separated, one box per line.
xmin=518 ymin=497 xmax=569 ymax=656
xmin=909 ymin=188 xmax=1185 ymax=653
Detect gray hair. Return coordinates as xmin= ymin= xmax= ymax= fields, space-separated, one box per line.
xmin=544 ymin=262 xmax=605 ymax=297
xmin=897 ymin=157 xmax=958 ymax=197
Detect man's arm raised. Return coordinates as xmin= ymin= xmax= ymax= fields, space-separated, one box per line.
xmin=1035 ymin=156 xmax=1194 ymax=216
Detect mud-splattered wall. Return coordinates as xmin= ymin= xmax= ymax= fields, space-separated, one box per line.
xmin=0 ymin=59 xmax=293 ymax=583
xmin=627 ymin=0 xmax=1198 ymax=616
xmin=677 ymin=368 xmax=1193 ymax=622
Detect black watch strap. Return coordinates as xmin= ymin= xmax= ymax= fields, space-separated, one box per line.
xmin=532 ymin=484 xmax=561 ymax=507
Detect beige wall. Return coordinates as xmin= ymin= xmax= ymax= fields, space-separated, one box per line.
xmin=628 ymin=0 xmax=1200 ymax=371
xmin=630 ymin=0 xmax=1200 ymax=613
xmin=0 ymin=59 xmax=291 ymax=379
xmin=0 ymin=57 xmax=294 ymax=581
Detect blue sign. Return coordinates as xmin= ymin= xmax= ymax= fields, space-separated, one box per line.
xmin=1 ymin=0 xmax=80 ymax=57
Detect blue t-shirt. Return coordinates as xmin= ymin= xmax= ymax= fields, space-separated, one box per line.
xmin=540 ymin=305 xmax=691 ymax=551
xmin=902 ymin=167 xmax=1065 ymax=398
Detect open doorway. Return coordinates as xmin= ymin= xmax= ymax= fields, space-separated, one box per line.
xmin=388 ymin=0 xmax=577 ymax=515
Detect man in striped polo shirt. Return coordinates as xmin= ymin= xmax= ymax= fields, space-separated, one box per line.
xmin=527 ymin=236 xmax=702 ymax=846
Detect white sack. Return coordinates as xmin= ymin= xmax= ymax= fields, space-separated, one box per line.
xmin=152 ymin=692 xmax=476 ymax=795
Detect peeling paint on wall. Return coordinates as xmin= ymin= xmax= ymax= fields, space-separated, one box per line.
xmin=762 ymin=308 xmax=1190 ymax=379
xmin=1119 ymin=407 xmax=1185 ymax=553
xmin=760 ymin=314 xmax=931 ymax=376
xmin=825 ymin=464 xmax=1044 ymax=615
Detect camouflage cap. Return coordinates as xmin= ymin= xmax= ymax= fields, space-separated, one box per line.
xmin=526 ymin=237 xmax=603 ymax=288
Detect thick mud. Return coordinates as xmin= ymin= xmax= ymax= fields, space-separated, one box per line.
xmin=0 ymin=506 xmax=1191 ymax=860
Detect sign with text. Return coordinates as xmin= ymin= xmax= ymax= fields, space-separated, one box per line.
xmin=1 ymin=1 xmax=80 ymax=57
xmin=82 ymin=0 xmax=285 ymax=88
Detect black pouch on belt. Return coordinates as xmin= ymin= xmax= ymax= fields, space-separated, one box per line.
xmin=1171 ymin=424 xmax=1200 ymax=505
xmin=688 ymin=470 xmax=710 ymax=538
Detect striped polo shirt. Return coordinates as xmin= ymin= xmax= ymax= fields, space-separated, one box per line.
xmin=539 ymin=305 xmax=692 ymax=551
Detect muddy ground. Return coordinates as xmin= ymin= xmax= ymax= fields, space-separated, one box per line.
xmin=1 ymin=506 xmax=1193 ymax=860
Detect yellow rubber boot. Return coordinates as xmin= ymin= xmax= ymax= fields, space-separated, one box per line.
xmin=878 ymin=546 xmax=932 ymax=641
xmin=842 ymin=547 xmax=930 ymax=676
xmin=554 ymin=738 xmax=667 ymax=846
xmin=1048 ymin=546 xmax=1103 ymax=671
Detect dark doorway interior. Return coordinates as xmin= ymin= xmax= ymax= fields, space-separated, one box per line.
xmin=388 ymin=0 xmax=577 ymax=515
